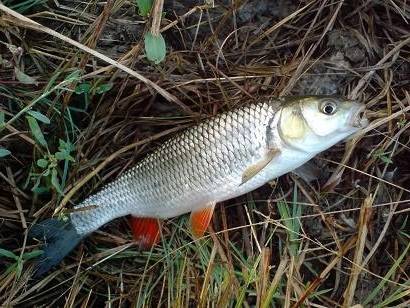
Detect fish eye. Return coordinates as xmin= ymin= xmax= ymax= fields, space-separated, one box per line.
xmin=321 ymin=101 xmax=337 ymax=115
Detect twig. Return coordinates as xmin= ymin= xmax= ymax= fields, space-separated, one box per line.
xmin=362 ymin=191 xmax=402 ymax=267
xmin=261 ymin=254 xmax=288 ymax=308
xmin=6 ymin=167 xmax=27 ymax=229
xmin=150 ymin=0 xmax=164 ymax=36
xmin=343 ymin=195 xmax=374 ymax=306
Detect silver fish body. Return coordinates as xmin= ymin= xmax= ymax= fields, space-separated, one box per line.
xmin=70 ymin=96 xmax=367 ymax=236
xmin=31 ymin=95 xmax=368 ymax=276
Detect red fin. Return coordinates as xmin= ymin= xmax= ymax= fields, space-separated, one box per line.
xmin=130 ymin=217 xmax=161 ymax=249
xmin=190 ymin=203 xmax=216 ymax=238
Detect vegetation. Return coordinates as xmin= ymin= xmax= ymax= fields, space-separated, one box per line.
xmin=0 ymin=0 xmax=409 ymax=306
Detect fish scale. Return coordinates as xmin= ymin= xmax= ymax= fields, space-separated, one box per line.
xmin=70 ymin=100 xmax=278 ymax=235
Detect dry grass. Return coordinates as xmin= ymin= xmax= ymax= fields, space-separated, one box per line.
xmin=0 ymin=0 xmax=409 ymax=306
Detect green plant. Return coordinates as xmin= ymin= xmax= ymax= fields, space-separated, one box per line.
xmin=373 ymin=149 xmax=393 ymax=165
xmin=2 ymin=0 xmax=47 ymax=13
xmin=364 ymin=242 xmax=410 ymax=306
xmin=136 ymin=0 xmax=153 ymax=17
xmin=74 ymin=81 xmax=113 ymax=108
xmin=277 ymin=184 xmax=302 ymax=257
xmin=31 ymin=139 xmax=75 ymax=194
xmin=0 ymin=109 xmax=10 ymax=156
xmin=137 ymin=0 xmax=167 ymax=64
xmin=397 ymin=118 xmax=407 ymax=128
xmin=0 ymin=148 xmax=11 ymax=157
xmin=144 ymin=32 xmax=166 ymax=64
xmin=0 ymin=248 xmax=43 ymax=279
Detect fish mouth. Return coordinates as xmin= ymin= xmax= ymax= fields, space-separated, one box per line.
xmin=349 ymin=104 xmax=368 ymax=128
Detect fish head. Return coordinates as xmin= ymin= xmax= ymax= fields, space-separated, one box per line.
xmin=278 ymin=96 xmax=368 ymax=153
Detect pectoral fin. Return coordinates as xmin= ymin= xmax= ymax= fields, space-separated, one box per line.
xmin=130 ymin=216 xmax=161 ymax=249
xmin=241 ymin=149 xmax=280 ymax=185
xmin=190 ymin=202 xmax=216 ymax=238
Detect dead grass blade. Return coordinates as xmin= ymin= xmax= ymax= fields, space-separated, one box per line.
xmin=343 ymin=195 xmax=374 ymax=306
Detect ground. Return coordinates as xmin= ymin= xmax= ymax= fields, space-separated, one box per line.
xmin=0 ymin=0 xmax=409 ymax=307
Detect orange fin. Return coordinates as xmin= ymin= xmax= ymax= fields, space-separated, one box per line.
xmin=190 ymin=202 xmax=216 ymax=238
xmin=130 ymin=217 xmax=161 ymax=249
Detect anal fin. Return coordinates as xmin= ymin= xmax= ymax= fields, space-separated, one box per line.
xmin=190 ymin=202 xmax=216 ymax=238
xmin=130 ymin=216 xmax=161 ymax=249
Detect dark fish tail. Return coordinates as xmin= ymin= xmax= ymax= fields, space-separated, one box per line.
xmin=29 ymin=218 xmax=82 ymax=277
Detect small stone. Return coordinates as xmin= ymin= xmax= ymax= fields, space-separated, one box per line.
xmin=345 ymin=46 xmax=366 ymax=63
xmin=328 ymin=30 xmax=359 ymax=50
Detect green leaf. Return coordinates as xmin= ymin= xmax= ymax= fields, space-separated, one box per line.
xmin=51 ymin=168 xmax=63 ymax=194
xmin=27 ymin=110 xmax=50 ymax=124
xmin=55 ymin=151 xmax=66 ymax=160
xmin=26 ymin=116 xmax=47 ymax=147
xmin=59 ymin=139 xmax=68 ymax=150
xmin=37 ymin=158 xmax=48 ymax=168
xmin=144 ymin=32 xmax=166 ymax=64
xmin=56 ymin=140 xmax=75 ymax=162
xmin=15 ymin=260 xmax=23 ymax=279
xmin=380 ymin=155 xmax=393 ymax=164
xmin=14 ymin=67 xmax=38 ymax=85
xmin=0 ymin=111 xmax=4 ymax=126
xmin=95 ymin=82 xmax=113 ymax=94
xmin=31 ymin=173 xmax=43 ymax=192
xmin=55 ymin=151 xmax=75 ymax=162
xmin=44 ymin=71 xmax=61 ymax=92
xmin=0 ymin=148 xmax=11 ymax=158
xmin=5 ymin=0 xmax=48 ymax=14
xmin=75 ymin=82 xmax=91 ymax=94
xmin=364 ymin=242 xmax=410 ymax=305
xmin=22 ymin=250 xmax=43 ymax=260
xmin=397 ymin=118 xmax=407 ymax=128
xmin=136 ymin=0 xmax=153 ymax=16
xmin=32 ymin=185 xmax=49 ymax=194
xmin=66 ymin=70 xmax=81 ymax=82
xmin=59 ymin=139 xmax=71 ymax=151
xmin=5 ymin=263 xmax=17 ymax=276
xmin=0 ymin=248 xmax=18 ymax=260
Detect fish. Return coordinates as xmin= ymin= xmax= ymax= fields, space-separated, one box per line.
xmin=30 ymin=95 xmax=368 ymax=276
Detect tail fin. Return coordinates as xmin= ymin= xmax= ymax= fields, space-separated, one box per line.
xmin=29 ymin=218 xmax=82 ymax=277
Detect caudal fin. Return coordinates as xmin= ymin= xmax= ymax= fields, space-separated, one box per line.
xmin=29 ymin=218 xmax=82 ymax=277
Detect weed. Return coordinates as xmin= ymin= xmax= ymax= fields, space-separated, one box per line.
xmin=0 ymin=248 xmax=42 ymax=279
